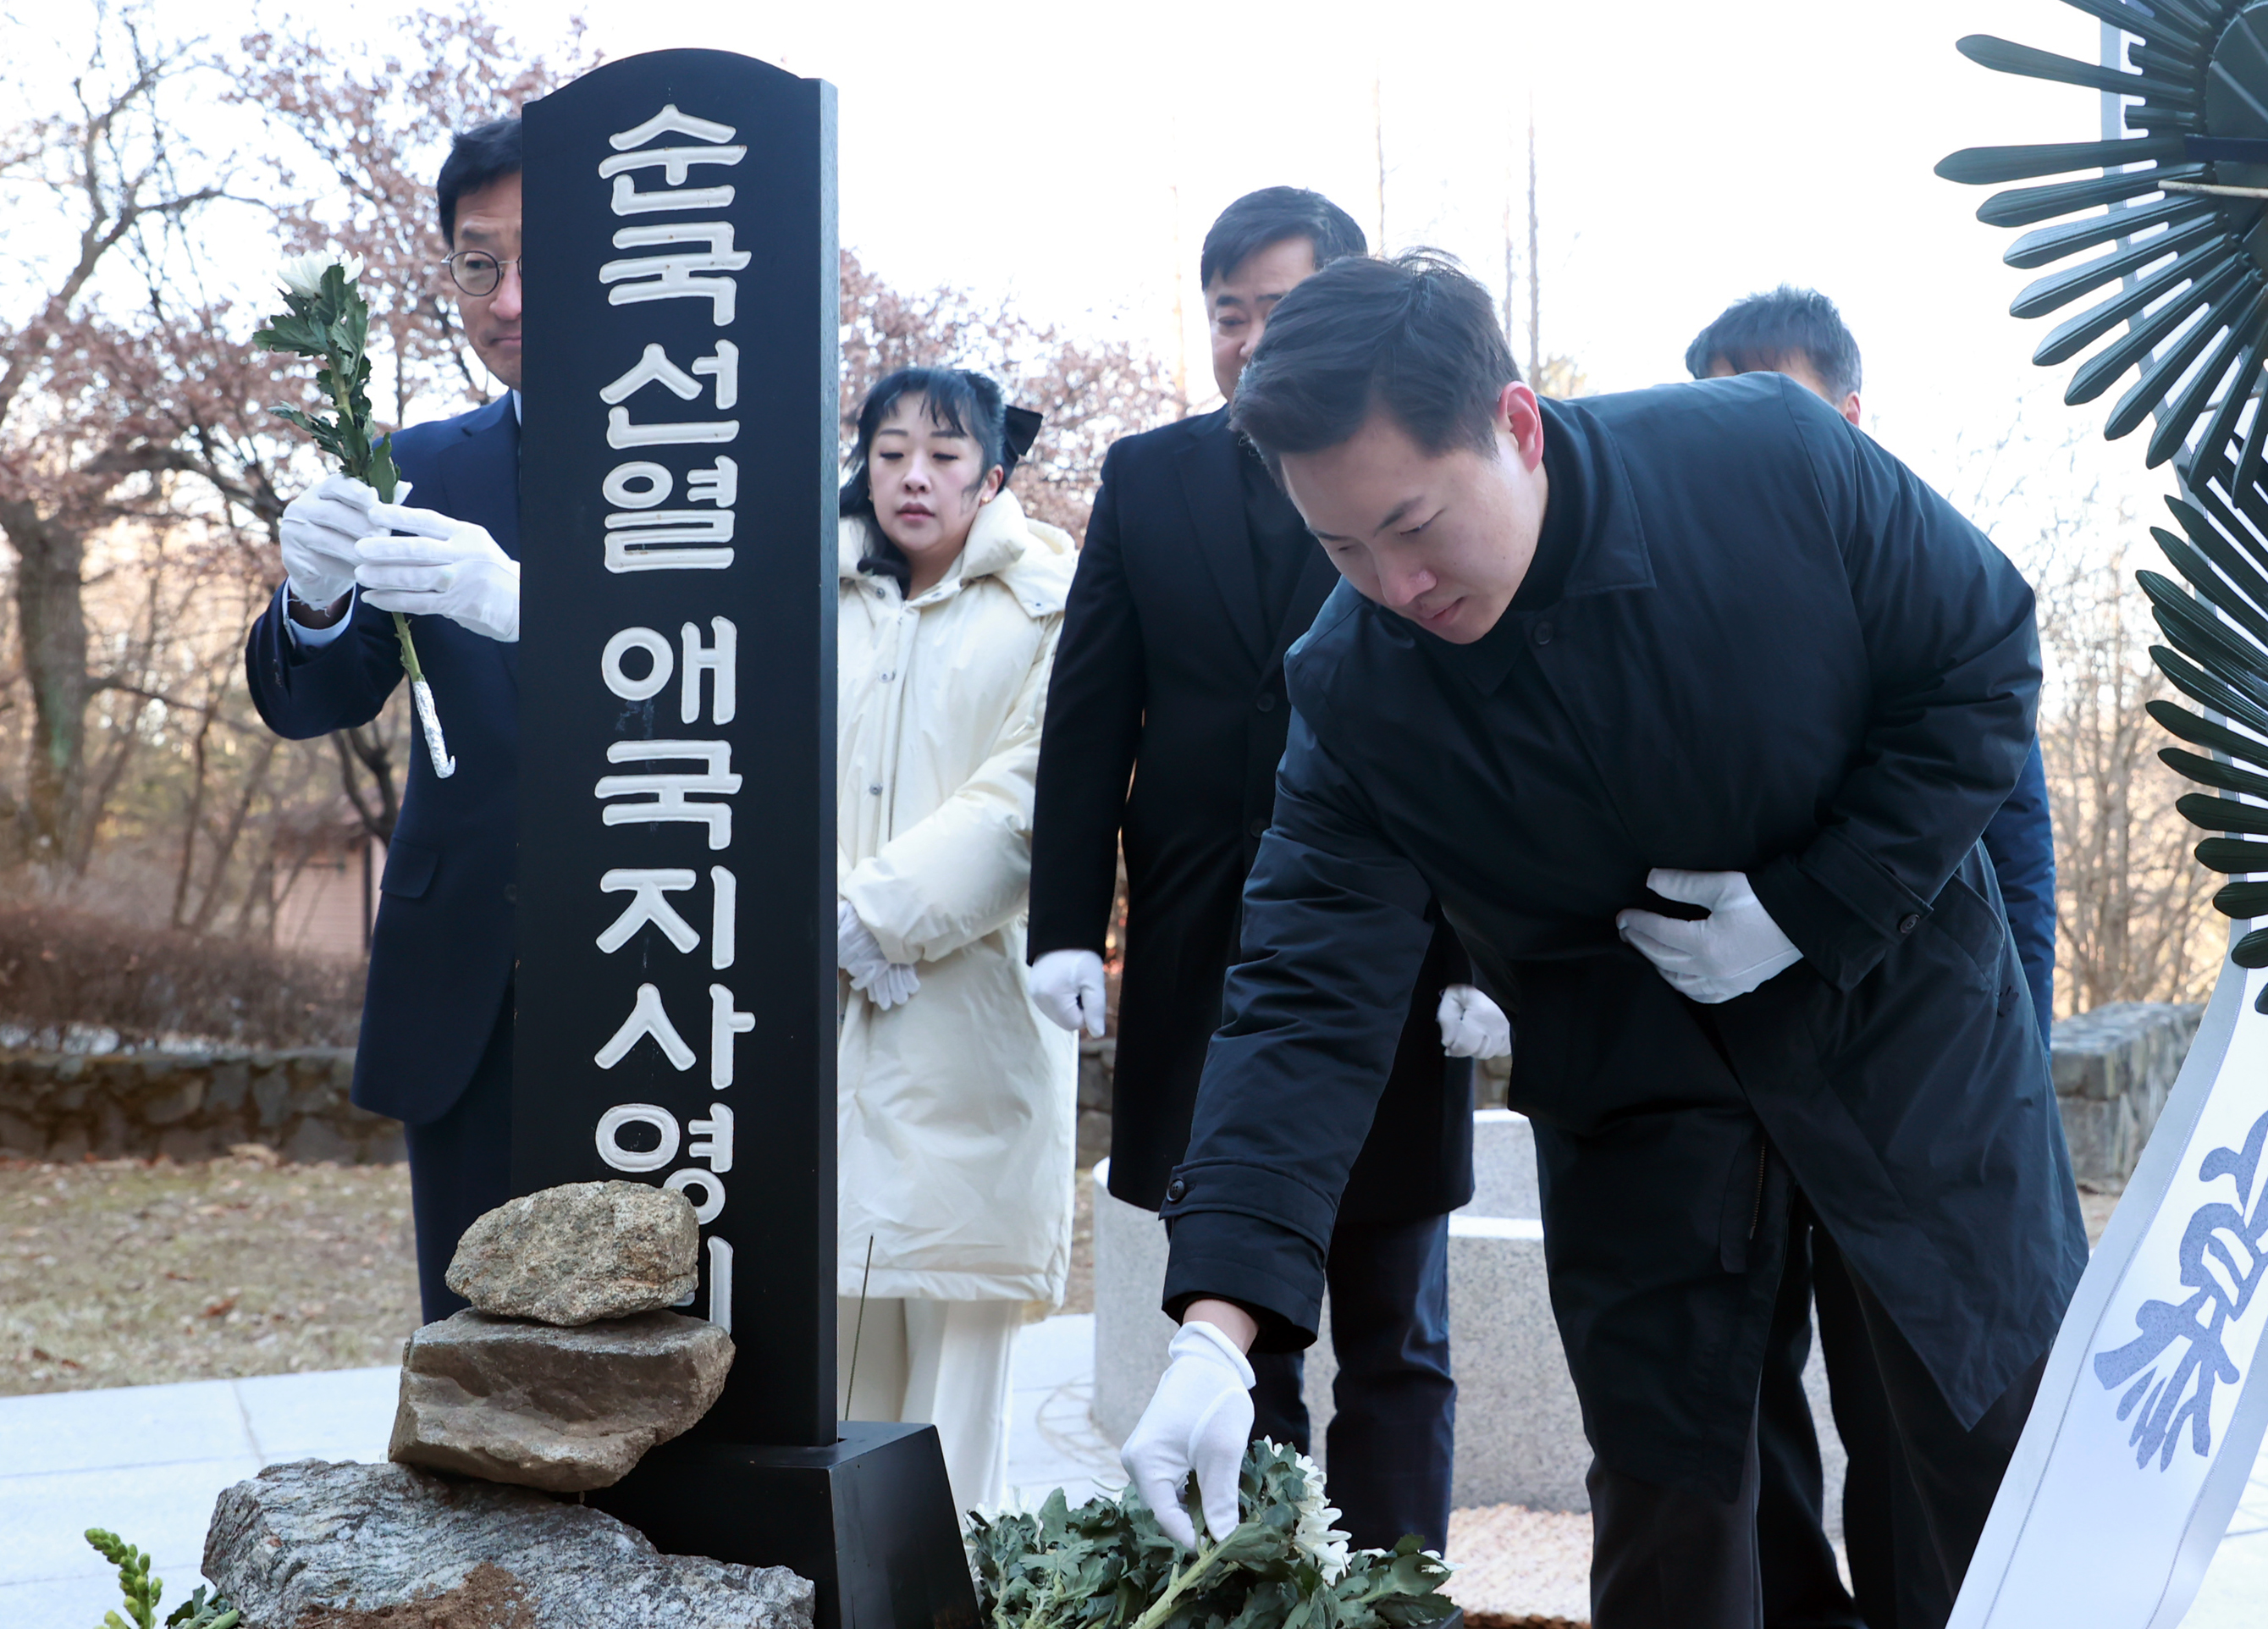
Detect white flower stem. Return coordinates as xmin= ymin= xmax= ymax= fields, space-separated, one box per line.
xmin=411 ymin=678 xmax=455 ymax=780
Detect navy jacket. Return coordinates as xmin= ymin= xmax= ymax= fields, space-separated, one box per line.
xmin=1985 ymin=739 xmax=2056 ymax=1051
xmin=246 ymin=398 xmax=521 ymax=1126
xmin=1159 ymin=377 xmax=2089 ymax=1498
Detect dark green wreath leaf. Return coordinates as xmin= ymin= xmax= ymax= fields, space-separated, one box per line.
xmin=2213 ymin=878 xmax=2268 ymax=917
xmin=2233 ymin=928 xmax=2268 ymax=968
xmin=2151 ymin=528 xmax=2268 ymax=647
xmin=2177 ymin=792 xmax=2268 ymax=835
xmin=2166 ymin=491 xmax=2268 ymax=599
xmin=2139 ymin=571 xmax=2268 ymax=697
xmin=2149 ymin=699 xmax=2268 ymax=772
xmin=1934 ymin=135 xmax=2187 ymax=186
xmin=2194 ymin=837 xmax=2268 ymax=874
xmin=2162 ymin=748 xmax=2268 ymax=800
xmin=2151 ymin=643 xmax=2268 ymax=747
xmin=1979 ymin=165 xmax=2208 ymax=228
xmin=2071 ymin=259 xmax=2248 ymax=405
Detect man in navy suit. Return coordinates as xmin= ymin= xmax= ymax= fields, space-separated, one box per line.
xmin=246 ymin=117 xmax=527 ymax=1322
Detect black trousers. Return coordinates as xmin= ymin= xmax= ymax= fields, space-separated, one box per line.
xmin=1757 ymin=1201 xmax=1948 ymax=1629
xmin=1248 ymin=1210 xmax=1455 ymax=1552
xmin=401 ymin=994 xmax=515 ymax=1326
xmin=1588 ymin=1199 xmax=2046 ymax=1629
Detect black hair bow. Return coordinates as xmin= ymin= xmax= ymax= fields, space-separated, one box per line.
xmin=1002 ymin=406 xmax=1043 ymax=479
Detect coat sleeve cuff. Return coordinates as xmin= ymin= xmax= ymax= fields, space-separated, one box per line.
xmin=1158 ymin=1159 xmax=1334 ymax=1353
xmin=1750 ymin=826 xmax=1931 ymax=992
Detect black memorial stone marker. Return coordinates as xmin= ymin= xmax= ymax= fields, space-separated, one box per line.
xmin=516 ymin=50 xmax=974 ymax=1629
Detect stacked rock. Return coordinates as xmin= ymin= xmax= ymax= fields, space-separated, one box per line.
xmin=387 ymin=1180 xmax=735 ymax=1493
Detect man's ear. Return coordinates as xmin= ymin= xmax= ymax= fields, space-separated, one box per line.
xmin=1840 ymin=393 xmax=1862 ymax=428
xmin=1498 ymin=381 xmax=1546 ymax=471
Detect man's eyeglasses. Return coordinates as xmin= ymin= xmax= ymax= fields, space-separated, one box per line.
xmin=441 ymin=251 xmax=522 ymax=297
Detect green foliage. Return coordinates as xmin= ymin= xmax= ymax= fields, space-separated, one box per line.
xmin=81 ymin=1531 xmax=240 ymax=1629
xmin=966 ymin=1442 xmax=1454 ymax=1629
xmin=253 ymin=262 xmax=400 ymax=502
xmin=253 ymin=257 xmax=425 ymax=687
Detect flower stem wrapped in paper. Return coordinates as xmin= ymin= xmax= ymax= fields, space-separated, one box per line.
xmin=255 ymin=254 xmax=455 ymax=778
xmin=966 ymin=1441 xmax=1454 ymax=1629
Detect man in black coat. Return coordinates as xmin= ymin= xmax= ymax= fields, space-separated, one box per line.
xmin=246 ymin=119 xmax=527 ymax=1323
xmin=1686 ymin=287 xmax=2062 ymax=1629
xmin=1117 ymin=254 xmax=2087 ymax=1628
xmin=1029 ymin=189 xmax=1496 ymax=1552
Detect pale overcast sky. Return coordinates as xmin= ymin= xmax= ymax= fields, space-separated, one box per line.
xmin=16 ymin=0 xmax=2189 ymax=531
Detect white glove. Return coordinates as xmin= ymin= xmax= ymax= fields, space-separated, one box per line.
xmin=356 ymin=502 xmax=520 ymax=642
xmin=837 ymin=900 xmax=919 ymax=1010
xmin=280 ymin=472 xmax=393 ymax=610
xmin=1120 ymin=1319 xmax=1255 ymax=1549
xmin=1437 ymin=984 xmax=1512 ymax=1058
xmin=1615 ymin=868 xmax=1803 ymax=1004
xmin=1030 ymin=948 xmax=1107 ymax=1037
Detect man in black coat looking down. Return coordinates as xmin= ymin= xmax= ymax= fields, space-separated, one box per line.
xmin=1029 ymin=189 xmax=1498 ymax=1554
xmin=1116 ymin=254 xmax=2087 ymax=1629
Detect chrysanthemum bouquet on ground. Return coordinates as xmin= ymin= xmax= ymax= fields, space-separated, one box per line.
xmin=255 ymin=253 xmax=455 ymax=778
xmin=967 ymin=1441 xmax=1455 ymax=1629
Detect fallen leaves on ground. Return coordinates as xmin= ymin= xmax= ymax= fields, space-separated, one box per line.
xmin=0 ymin=1154 xmax=419 ymax=1395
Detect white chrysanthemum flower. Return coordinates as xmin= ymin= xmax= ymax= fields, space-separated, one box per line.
xmin=279 ymin=251 xmax=366 ymax=297
xmin=1289 ymin=1450 xmax=1352 ymax=1584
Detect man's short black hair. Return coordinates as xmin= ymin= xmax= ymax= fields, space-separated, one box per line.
xmin=436 ymin=116 xmax=523 ymax=246
xmin=1230 ymin=251 xmax=1519 ymax=468
xmin=1200 ymin=186 xmax=1367 ymax=290
xmin=1684 ymin=285 xmax=1862 ymax=402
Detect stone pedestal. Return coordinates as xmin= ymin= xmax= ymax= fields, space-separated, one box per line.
xmin=2050 ymin=1002 xmax=2202 ymax=1189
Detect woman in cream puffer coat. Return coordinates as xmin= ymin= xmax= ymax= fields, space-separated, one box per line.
xmin=833 ymin=367 xmax=1078 ymax=1512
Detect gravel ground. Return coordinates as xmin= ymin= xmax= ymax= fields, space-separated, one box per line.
xmin=0 ymin=1153 xmax=420 ymax=1395
xmin=3 ymin=1156 xmax=1098 ymax=1395
xmin=1446 ymin=1505 xmax=1592 ymax=1625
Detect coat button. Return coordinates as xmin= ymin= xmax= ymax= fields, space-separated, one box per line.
xmin=504 ymin=883 xmax=518 ymax=904
xmin=1247 ymin=816 xmax=1269 ymax=837
xmin=1898 ymin=913 xmax=1920 ymax=934
xmin=1255 ymin=693 xmax=1277 ymax=713
xmin=869 ymin=784 xmax=883 ymax=795
xmin=1166 ymin=1179 xmax=1187 ymax=1202
xmin=1532 ymin=620 xmax=1555 ymax=646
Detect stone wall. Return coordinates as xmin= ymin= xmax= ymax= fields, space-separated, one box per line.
xmin=0 ymin=997 xmax=2199 ymax=1176
xmin=1079 ymin=1003 xmax=2199 ymax=1189
xmin=2050 ymin=1001 xmax=2201 ymax=1190
xmin=0 ymin=1047 xmax=404 ymax=1164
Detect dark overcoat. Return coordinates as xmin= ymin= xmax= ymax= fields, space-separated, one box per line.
xmin=1029 ymin=406 xmax=1473 ymax=1222
xmin=245 ymin=396 xmax=521 ymax=1127
xmin=1158 ymin=375 xmax=2089 ymax=1498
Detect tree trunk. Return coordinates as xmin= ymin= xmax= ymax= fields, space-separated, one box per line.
xmin=0 ymin=497 xmax=92 ymax=861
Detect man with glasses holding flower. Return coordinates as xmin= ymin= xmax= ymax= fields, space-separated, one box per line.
xmin=246 ymin=115 xmax=530 ymax=1323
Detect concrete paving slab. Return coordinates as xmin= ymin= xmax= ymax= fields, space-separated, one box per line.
xmin=231 ymin=1366 xmax=397 ymax=1463
xmin=0 ymin=1378 xmax=249 ymax=1477
xmin=1011 ymin=1312 xmax=1095 ymax=1396
xmin=0 ymin=1571 xmax=159 ymax=1626
xmin=0 ymin=1456 xmax=255 ymax=1588
xmin=1003 ymin=1315 xmax=1122 ymax=1512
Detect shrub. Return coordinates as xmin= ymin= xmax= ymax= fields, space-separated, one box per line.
xmin=0 ymin=906 xmax=360 ymax=1050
